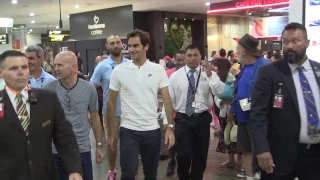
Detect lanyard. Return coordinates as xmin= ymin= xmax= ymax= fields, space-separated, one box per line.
xmin=185 ymin=67 xmax=201 ymax=96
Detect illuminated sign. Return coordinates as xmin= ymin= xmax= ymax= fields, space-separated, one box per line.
xmin=0 ymin=34 xmax=9 ymax=45
xmin=0 ymin=18 xmax=13 ymax=27
xmin=48 ymin=30 xmax=70 ymax=42
xmin=208 ymin=0 xmax=290 ymax=13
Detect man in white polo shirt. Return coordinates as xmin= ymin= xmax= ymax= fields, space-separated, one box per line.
xmin=106 ymin=29 xmax=175 ymax=180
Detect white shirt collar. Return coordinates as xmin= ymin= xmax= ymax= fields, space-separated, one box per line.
xmin=6 ymin=86 xmax=29 ymax=102
xmin=185 ymin=65 xmax=201 ymax=73
xmin=288 ymin=59 xmax=311 ymax=72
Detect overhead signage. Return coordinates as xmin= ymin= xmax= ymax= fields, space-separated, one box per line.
xmin=69 ymin=5 xmax=133 ymax=41
xmin=48 ymin=30 xmax=70 ymax=42
xmin=0 ymin=18 xmax=13 ymax=27
xmin=0 ymin=34 xmax=9 ymax=45
xmin=208 ymin=0 xmax=290 ymax=13
xmin=305 ymin=0 xmax=320 ymax=62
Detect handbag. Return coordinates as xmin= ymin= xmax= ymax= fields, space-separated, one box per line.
xmin=220 ymin=73 xmax=235 ymax=100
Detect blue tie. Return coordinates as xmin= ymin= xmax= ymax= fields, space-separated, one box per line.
xmin=186 ymin=69 xmax=196 ymax=117
xmin=298 ymin=66 xmax=320 ymax=137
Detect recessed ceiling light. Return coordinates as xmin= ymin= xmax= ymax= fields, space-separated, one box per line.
xmin=29 ymin=29 xmax=32 ymax=32
xmin=205 ymin=2 xmax=210 ymax=6
xmin=75 ymin=4 xmax=80 ymax=8
xmin=184 ymin=19 xmax=186 ymax=20
xmin=56 ymin=26 xmax=59 ymax=29
xmin=165 ymin=18 xmax=168 ymax=19
xmin=28 ymin=32 xmax=30 ymax=33
xmin=30 ymin=13 xmax=34 ymax=16
xmin=175 ymin=18 xmax=177 ymax=20
xmin=192 ymin=19 xmax=194 ymax=21
xmin=248 ymin=12 xmax=252 ymax=15
xmin=11 ymin=0 xmax=17 ymax=4
xmin=31 ymin=20 xmax=35 ymax=23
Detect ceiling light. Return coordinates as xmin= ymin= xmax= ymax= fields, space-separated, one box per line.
xmin=192 ymin=19 xmax=194 ymax=21
xmin=11 ymin=0 xmax=17 ymax=4
xmin=29 ymin=29 xmax=32 ymax=32
xmin=165 ymin=18 xmax=168 ymax=19
xmin=184 ymin=19 xmax=186 ymax=20
xmin=175 ymin=18 xmax=177 ymax=20
xmin=75 ymin=4 xmax=80 ymax=8
xmin=248 ymin=12 xmax=252 ymax=15
xmin=205 ymin=2 xmax=210 ymax=6
xmin=31 ymin=20 xmax=35 ymax=23
xmin=30 ymin=13 xmax=34 ymax=16
xmin=56 ymin=26 xmax=59 ymax=29
xmin=28 ymin=32 xmax=30 ymax=34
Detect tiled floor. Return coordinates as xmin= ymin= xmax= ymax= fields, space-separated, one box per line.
xmin=90 ymin=128 xmax=240 ymax=180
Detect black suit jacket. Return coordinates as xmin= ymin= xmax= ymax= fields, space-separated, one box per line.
xmin=250 ymin=59 xmax=320 ymax=175
xmin=0 ymin=88 xmax=82 ymax=180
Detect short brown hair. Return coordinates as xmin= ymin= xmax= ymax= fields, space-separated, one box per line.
xmin=127 ymin=29 xmax=151 ymax=47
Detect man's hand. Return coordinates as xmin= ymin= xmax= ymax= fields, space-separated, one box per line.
xmin=257 ymin=152 xmax=275 ymax=174
xmin=202 ymin=58 xmax=212 ymax=77
xmin=96 ymin=146 xmax=105 ymax=164
xmin=226 ymin=112 xmax=234 ymax=124
xmin=69 ymin=173 xmax=82 ymax=180
xmin=165 ymin=128 xmax=175 ymax=149
xmin=107 ymin=136 xmax=116 ymax=151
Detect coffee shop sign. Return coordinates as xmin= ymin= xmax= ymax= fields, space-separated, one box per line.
xmin=88 ymin=15 xmax=105 ymax=36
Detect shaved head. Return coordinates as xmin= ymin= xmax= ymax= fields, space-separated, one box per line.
xmin=106 ymin=35 xmax=122 ymax=56
xmin=54 ymin=51 xmax=78 ymax=80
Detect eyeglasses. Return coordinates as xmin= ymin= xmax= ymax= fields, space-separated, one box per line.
xmin=66 ymin=91 xmax=71 ymax=111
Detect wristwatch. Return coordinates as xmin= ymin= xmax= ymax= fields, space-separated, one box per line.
xmin=167 ymin=124 xmax=174 ymax=129
xmin=97 ymin=142 xmax=103 ymax=147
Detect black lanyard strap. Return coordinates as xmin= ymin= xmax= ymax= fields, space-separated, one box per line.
xmin=185 ymin=67 xmax=201 ymax=96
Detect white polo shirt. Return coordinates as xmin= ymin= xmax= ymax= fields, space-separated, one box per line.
xmin=109 ymin=60 xmax=169 ymax=131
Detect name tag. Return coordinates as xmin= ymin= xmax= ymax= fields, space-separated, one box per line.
xmin=273 ymin=94 xmax=284 ymax=109
xmin=192 ymin=101 xmax=200 ymax=109
xmin=0 ymin=103 xmax=4 ymax=118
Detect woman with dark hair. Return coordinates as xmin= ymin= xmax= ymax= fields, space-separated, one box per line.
xmin=227 ymin=50 xmax=234 ymax=61
xmin=212 ymin=58 xmax=242 ymax=169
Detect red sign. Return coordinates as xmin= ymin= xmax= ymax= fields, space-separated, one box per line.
xmin=236 ymin=0 xmax=289 ymax=7
xmin=12 ymin=40 xmax=20 ymax=50
xmin=208 ymin=0 xmax=290 ymax=13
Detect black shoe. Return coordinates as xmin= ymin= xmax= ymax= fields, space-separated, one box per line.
xmin=166 ymin=160 xmax=176 ymax=176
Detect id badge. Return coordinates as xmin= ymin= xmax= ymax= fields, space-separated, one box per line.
xmin=239 ymin=98 xmax=251 ymax=111
xmin=192 ymin=101 xmax=201 ymax=109
xmin=0 ymin=103 xmax=4 ymax=118
xmin=273 ymin=94 xmax=284 ymax=109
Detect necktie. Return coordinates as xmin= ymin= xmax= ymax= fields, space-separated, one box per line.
xmin=15 ymin=94 xmax=30 ymax=135
xmin=186 ymin=69 xmax=196 ymax=117
xmin=298 ymin=66 xmax=320 ymax=137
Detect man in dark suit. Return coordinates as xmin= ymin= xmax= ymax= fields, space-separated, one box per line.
xmin=251 ymin=22 xmax=320 ymax=180
xmin=0 ymin=50 xmax=83 ymax=180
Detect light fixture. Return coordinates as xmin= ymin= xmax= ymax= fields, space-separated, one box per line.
xmin=75 ymin=4 xmax=80 ymax=8
xmin=11 ymin=0 xmax=17 ymax=4
xmin=248 ymin=12 xmax=252 ymax=15
xmin=192 ymin=19 xmax=194 ymax=21
xmin=30 ymin=13 xmax=34 ymax=16
xmin=56 ymin=26 xmax=59 ymax=29
xmin=165 ymin=17 xmax=168 ymax=19
xmin=31 ymin=20 xmax=35 ymax=23
xmin=175 ymin=18 xmax=177 ymax=20
xmin=28 ymin=32 xmax=30 ymax=34
xmin=205 ymin=2 xmax=210 ymax=6
xmin=68 ymin=15 xmax=70 ymax=18
xmin=29 ymin=29 xmax=32 ymax=32
xmin=268 ymin=7 xmax=289 ymax=12
xmin=184 ymin=19 xmax=186 ymax=20
xmin=207 ymin=1 xmax=289 ymax=13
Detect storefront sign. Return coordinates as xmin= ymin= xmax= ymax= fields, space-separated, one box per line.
xmin=208 ymin=0 xmax=289 ymax=13
xmin=0 ymin=18 xmax=13 ymax=27
xmin=0 ymin=34 xmax=9 ymax=45
xmin=70 ymin=5 xmax=133 ymax=41
xmin=48 ymin=30 xmax=70 ymax=42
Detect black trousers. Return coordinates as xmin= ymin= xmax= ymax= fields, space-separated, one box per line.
xmin=261 ymin=143 xmax=320 ymax=180
xmin=119 ymin=127 xmax=161 ymax=180
xmin=175 ymin=111 xmax=211 ymax=180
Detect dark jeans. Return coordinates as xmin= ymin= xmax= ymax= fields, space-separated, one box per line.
xmin=120 ymin=127 xmax=161 ymax=180
xmin=53 ymin=151 xmax=92 ymax=180
xmin=261 ymin=144 xmax=320 ymax=180
xmin=175 ymin=111 xmax=212 ymax=180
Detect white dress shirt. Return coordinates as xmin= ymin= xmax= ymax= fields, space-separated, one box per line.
xmin=0 ymin=78 xmax=5 ymax=90
xmin=288 ymin=59 xmax=320 ymax=144
xmin=6 ymin=86 xmax=30 ymax=115
xmin=163 ymin=65 xmax=225 ymax=123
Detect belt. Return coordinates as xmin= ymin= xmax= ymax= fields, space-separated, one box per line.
xmin=177 ymin=111 xmax=208 ymax=118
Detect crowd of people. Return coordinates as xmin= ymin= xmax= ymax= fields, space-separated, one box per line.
xmin=0 ymin=22 xmax=319 ymax=180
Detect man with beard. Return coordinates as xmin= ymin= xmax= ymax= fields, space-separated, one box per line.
xmin=90 ymin=35 xmax=130 ymax=180
xmin=251 ymin=22 xmax=320 ymax=179
xmin=227 ymin=34 xmax=269 ymax=180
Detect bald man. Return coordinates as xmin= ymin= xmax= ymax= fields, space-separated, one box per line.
xmin=44 ymin=51 xmax=104 ymax=180
xmin=90 ymin=35 xmax=130 ymax=180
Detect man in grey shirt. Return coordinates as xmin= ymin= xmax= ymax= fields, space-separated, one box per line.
xmin=44 ymin=51 xmax=104 ymax=180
